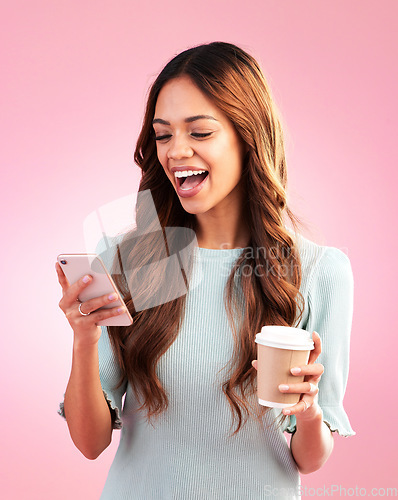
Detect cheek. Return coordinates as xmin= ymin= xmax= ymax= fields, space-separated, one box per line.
xmin=155 ymin=144 xmax=162 ymax=162
xmin=154 ymin=147 xmax=168 ymax=176
xmin=156 ymin=147 xmax=168 ymax=169
xmin=212 ymin=141 xmax=244 ymax=179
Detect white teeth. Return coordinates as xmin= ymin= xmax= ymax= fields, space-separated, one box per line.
xmin=174 ymin=170 xmax=206 ymax=178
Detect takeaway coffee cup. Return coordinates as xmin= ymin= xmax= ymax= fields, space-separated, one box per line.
xmin=255 ymin=326 xmax=314 ymax=408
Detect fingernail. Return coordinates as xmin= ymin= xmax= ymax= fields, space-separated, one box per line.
xmin=279 ymin=384 xmax=289 ymax=391
xmin=117 ymin=307 xmax=125 ymax=313
xmin=108 ymin=293 xmax=118 ymax=301
xmin=291 ymin=367 xmax=301 ymax=375
xmin=82 ymin=275 xmax=91 ymax=283
xmin=284 ymin=409 xmax=291 ymax=415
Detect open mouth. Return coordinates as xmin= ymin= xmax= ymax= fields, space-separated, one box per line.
xmin=175 ymin=170 xmax=209 ymax=191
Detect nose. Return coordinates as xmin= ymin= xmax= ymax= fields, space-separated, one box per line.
xmin=167 ymin=134 xmax=194 ymax=160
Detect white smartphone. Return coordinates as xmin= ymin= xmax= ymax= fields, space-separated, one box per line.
xmin=57 ymin=253 xmax=133 ymax=327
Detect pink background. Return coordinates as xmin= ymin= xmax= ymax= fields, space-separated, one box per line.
xmin=1 ymin=0 xmax=397 ymax=498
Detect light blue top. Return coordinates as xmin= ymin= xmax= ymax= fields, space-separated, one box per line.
xmin=60 ymin=231 xmax=355 ymax=499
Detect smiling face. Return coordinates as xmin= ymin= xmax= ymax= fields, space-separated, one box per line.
xmin=153 ymin=76 xmax=246 ymax=216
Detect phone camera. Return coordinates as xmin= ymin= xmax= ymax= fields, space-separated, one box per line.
xmin=60 ymin=260 xmax=67 ymax=265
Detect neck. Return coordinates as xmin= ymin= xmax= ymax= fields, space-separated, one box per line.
xmin=194 ymin=200 xmax=250 ymax=250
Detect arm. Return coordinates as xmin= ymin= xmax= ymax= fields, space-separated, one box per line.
xmin=290 ymin=405 xmax=334 ymax=474
xmin=283 ymin=332 xmax=334 ymax=474
xmin=64 ymin=340 xmax=113 ymax=460
xmin=284 ymin=246 xmax=355 ymax=471
xmin=57 ymin=262 xmax=126 ymax=459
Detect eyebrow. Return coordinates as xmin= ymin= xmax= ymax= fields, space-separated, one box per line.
xmin=152 ymin=115 xmax=218 ymax=125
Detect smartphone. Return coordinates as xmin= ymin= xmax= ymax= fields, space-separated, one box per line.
xmin=57 ymin=253 xmax=133 ymax=327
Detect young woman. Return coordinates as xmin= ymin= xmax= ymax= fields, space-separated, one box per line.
xmin=57 ymin=42 xmax=355 ymax=499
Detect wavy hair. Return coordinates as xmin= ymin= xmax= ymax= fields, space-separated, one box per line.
xmin=107 ymin=42 xmax=304 ymax=434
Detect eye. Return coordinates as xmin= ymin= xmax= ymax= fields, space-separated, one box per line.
xmin=155 ymin=134 xmax=172 ymax=142
xmin=190 ymin=132 xmax=213 ymax=139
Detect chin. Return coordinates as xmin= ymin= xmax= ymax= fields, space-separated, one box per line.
xmin=179 ymin=200 xmax=210 ymax=216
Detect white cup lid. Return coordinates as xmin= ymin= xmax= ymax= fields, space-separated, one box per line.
xmin=255 ymin=326 xmax=314 ymax=350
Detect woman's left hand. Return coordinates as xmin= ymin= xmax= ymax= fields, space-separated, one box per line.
xmin=279 ymin=331 xmax=324 ymax=420
xmin=251 ymin=331 xmax=324 ymax=420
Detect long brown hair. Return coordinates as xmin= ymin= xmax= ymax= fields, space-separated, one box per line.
xmin=107 ymin=42 xmax=304 ymax=434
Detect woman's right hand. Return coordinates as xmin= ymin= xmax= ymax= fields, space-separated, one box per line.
xmin=56 ymin=262 xmax=126 ymax=347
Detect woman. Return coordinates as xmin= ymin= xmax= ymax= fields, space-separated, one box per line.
xmin=57 ymin=42 xmax=354 ymax=499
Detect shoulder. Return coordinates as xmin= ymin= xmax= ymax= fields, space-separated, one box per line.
xmin=286 ymin=228 xmax=353 ymax=291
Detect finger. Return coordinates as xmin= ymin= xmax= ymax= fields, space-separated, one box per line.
xmin=78 ymin=291 xmax=120 ymax=316
xmin=77 ymin=301 xmax=91 ymax=316
xmin=251 ymin=360 xmax=258 ymax=371
xmin=55 ymin=262 xmax=70 ymax=291
xmin=60 ymin=274 xmax=93 ymax=308
xmin=82 ymin=305 xmax=127 ymax=324
xmin=278 ymin=382 xmax=318 ymax=395
xmin=283 ymin=398 xmax=312 ymax=416
xmin=71 ymin=299 xmax=127 ymax=322
xmin=290 ymin=363 xmax=324 ymax=378
xmin=307 ymin=331 xmax=321 ymax=365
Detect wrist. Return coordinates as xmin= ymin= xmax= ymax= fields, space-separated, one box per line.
xmin=73 ymin=336 xmax=99 ymax=354
xmin=295 ymin=403 xmax=324 ymax=427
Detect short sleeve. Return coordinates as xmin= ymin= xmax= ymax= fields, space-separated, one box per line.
xmin=58 ymin=326 xmax=127 ymax=430
xmin=284 ymin=246 xmax=355 ymax=437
